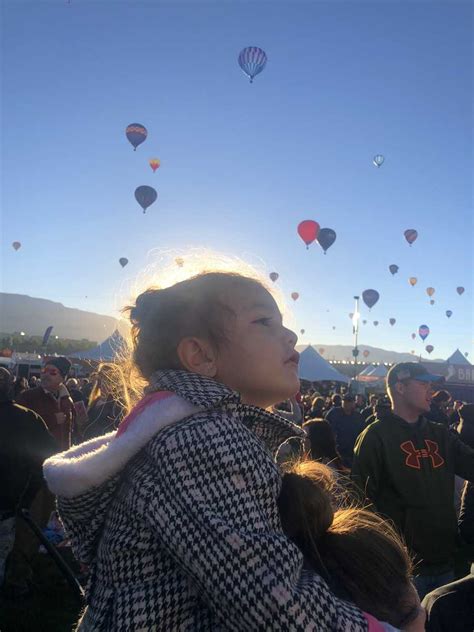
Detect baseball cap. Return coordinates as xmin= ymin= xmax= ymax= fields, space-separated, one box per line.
xmin=387 ymin=362 xmax=444 ymax=387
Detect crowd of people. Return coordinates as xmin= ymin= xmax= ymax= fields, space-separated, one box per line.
xmin=0 ymin=270 xmax=473 ymax=631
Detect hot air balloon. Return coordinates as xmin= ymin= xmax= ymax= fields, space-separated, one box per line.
xmin=404 ymin=229 xmax=418 ymax=246
xmin=373 ymin=154 xmax=384 ymax=167
xmin=362 ymin=289 xmax=380 ymax=310
xmin=465 ymin=352 xmax=469 ymax=358
xmin=238 ymin=47 xmax=267 ymax=83
xmin=291 ymin=292 xmax=299 ymax=301
xmin=426 ymin=287 xmax=435 ymax=297
xmin=430 ymin=299 xmax=435 ymax=306
xmin=457 ymin=287 xmax=465 ymax=295
xmin=409 ymin=277 xmax=418 ymax=287
xmin=319 ymin=348 xmax=325 ymax=355
xmin=446 ymin=310 xmax=453 ymax=318
xmin=300 ymin=329 xmax=305 ymax=335
xmin=373 ymin=321 xmax=379 ymax=327
xmin=126 ymin=123 xmax=147 ymax=151
xmin=175 ymin=257 xmax=184 ymax=268
xmin=411 ymin=333 xmax=416 ymax=340
xmin=419 ymin=325 xmax=430 ymax=341
xmin=362 ymin=320 xmax=367 ymax=325
xmin=119 ymin=257 xmax=128 ymax=268
xmin=149 ymin=158 xmax=160 ymax=172
xmin=269 ymin=272 xmax=279 ymax=282
xmin=389 ymin=318 xmax=396 ymax=326
xmin=411 ymin=350 xmax=415 ymax=355
xmin=349 ymin=313 xmax=354 ymax=320
xmin=332 ymin=326 xmax=336 ymax=330
xmin=12 ymin=241 xmax=21 ymax=251
xmin=389 ymin=264 xmax=399 ymax=275
xmin=297 ymin=220 xmax=320 ymax=249
xmin=425 ymin=345 xmax=434 ymax=354
xmin=135 ymin=186 xmax=157 ymax=214
xmin=317 ymin=228 xmax=336 ymax=254
xmin=363 ymin=350 xmax=370 ymax=358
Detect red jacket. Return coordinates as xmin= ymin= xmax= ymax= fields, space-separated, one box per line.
xmin=17 ymin=386 xmax=75 ymax=451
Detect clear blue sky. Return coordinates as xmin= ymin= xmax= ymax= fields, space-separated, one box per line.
xmin=2 ymin=0 xmax=472 ymax=359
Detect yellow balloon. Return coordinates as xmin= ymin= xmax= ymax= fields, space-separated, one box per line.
xmin=149 ymin=158 xmax=161 ymax=172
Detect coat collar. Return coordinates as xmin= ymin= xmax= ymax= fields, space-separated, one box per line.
xmin=148 ymin=369 xmax=305 ymax=455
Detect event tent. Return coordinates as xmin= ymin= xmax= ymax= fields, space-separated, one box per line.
xmin=70 ymin=330 xmax=127 ymax=362
xmin=357 ymin=364 xmax=388 ymax=382
xmin=298 ymin=346 xmax=349 ymax=383
xmin=447 ymin=349 xmax=471 ymax=366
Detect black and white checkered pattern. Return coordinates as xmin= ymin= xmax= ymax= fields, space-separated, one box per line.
xmin=57 ymin=371 xmax=369 ymax=631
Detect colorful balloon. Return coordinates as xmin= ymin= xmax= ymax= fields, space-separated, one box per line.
xmin=389 ymin=264 xmax=399 ymax=275
xmin=373 ymin=154 xmax=384 ymax=167
xmin=269 ymin=272 xmax=279 ymax=282
xmin=426 ymin=287 xmax=435 ymax=297
xmin=389 ymin=318 xmax=396 ymax=326
xmin=409 ymin=277 xmax=418 ymax=287
xmin=297 ymin=220 xmax=320 ymax=249
xmin=446 ymin=310 xmax=452 ymax=318
xmin=317 ymin=228 xmax=337 ymax=254
xmin=126 ymin=123 xmax=147 ymax=151
xmin=457 ymin=286 xmax=465 ymax=295
xmin=238 ymin=47 xmax=267 ymax=83
xmin=12 ymin=241 xmax=21 ymax=251
xmin=362 ymin=289 xmax=380 ymax=309
xmin=404 ymin=229 xmax=418 ymax=245
xmin=291 ymin=292 xmax=299 ymax=301
xmin=149 ymin=158 xmax=160 ymax=172
xmin=419 ymin=324 xmax=430 ymax=341
xmin=425 ymin=345 xmax=434 ymax=354
xmin=134 ymin=186 xmax=157 ymax=214
xmin=363 ymin=350 xmax=370 ymax=358
xmin=119 ymin=257 xmax=128 ymax=268
xmin=373 ymin=321 xmax=379 ymax=326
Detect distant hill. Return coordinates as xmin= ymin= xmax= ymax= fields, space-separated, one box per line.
xmin=296 ymin=344 xmax=443 ymax=364
xmin=0 ymin=293 xmax=129 ymax=343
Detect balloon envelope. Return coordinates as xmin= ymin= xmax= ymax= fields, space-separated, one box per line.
xmin=425 ymin=345 xmax=434 ymax=354
xmin=389 ymin=318 xmax=396 ymax=326
xmin=300 ymin=329 xmax=305 ymax=335
xmin=373 ymin=154 xmax=384 ymax=167
xmin=409 ymin=277 xmax=418 ymax=287
xmin=126 ymin=123 xmax=147 ymax=150
xmin=134 ymin=186 xmax=157 ymax=213
xmin=430 ymin=299 xmax=435 ymax=305
xmin=119 ymin=257 xmax=128 ymax=268
xmin=317 ymin=228 xmax=336 ymax=253
xmin=291 ymin=292 xmax=299 ymax=301
xmin=446 ymin=310 xmax=452 ymax=318
xmin=149 ymin=158 xmax=160 ymax=172
xmin=404 ymin=229 xmax=418 ymax=245
xmin=419 ymin=325 xmax=430 ymax=341
xmin=363 ymin=350 xmax=370 ymax=358
xmin=389 ymin=264 xmax=399 ymax=275
xmin=297 ymin=220 xmax=320 ymax=248
xmin=269 ymin=272 xmax=279 ymax=282
xmin=362 ymin=320 xmax=367 ymax=325
xmin=411 ymin=333 xmax=416 ymax=340
xmin=426 ymin=287 xmax=435 ymax=297
xmin=457 ymin=286 xmax=465 ymax=295
xmin=238 ymin=47 xmax=267 ymax=82
xmin=373 ymin=321 xmax=379 ymax=326
xmin=362 ymin=289 xmax=380 ymax=309
xmin=12 ymin=241 xmax=21 ymax=251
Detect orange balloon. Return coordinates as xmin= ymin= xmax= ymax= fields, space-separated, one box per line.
xmin=409 ymin=277 xmax=417 ymax=287
xmin=149 ymin=158 xmax=160 ymax=172
xmin=426 ymin=287 xmax=435 ymax=297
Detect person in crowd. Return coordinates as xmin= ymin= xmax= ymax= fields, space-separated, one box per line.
xmin=422 ymin=481 xmax=474 ymax=631
xmin=13 ymin=377 xmax=28 ymax=400
xmin=426 ymin=390 xmax=452 ymax=425
xmin=302 ymin=419 xmax=347 ymax=473
xmin=66 ymin=378 xmax=88 ymax=404
xmin=331 ymin=393 xmax=342 ymax=408
xmin=364 ymin=396 xmax=391 ymax=426
xmin=80 ymin=376 xmax=94 ymax=403
xmin=17 ymin=357 xmax=76 ymax=452
xmin=306 ymin=395 xmax=326 ymax=420
xmin=82 ymin=363 xmax=125 ymax=440
xmin=44 ymin=271 xmax=393 ymax=631
xmin=0 ymin=367 xmax=57 ymax=595
xmin=457 ymin=404 xmax=474 ymax=449
xmin=449 ymin=400 xmax=464 ymax=429
xmin=28 ymin=376 xmax=38 ymax=389
xmin=325 ymin=394 xmax=366 ymax=468
xmin=279 ymin=460 xmax=426 ymax=631
xmin=355 ymin=394 xmax=365 ymax=411
xmin=352 ymin=362 xmax=474 ymax=599
xmin=361 ymin=394 xmax=379 ymax=422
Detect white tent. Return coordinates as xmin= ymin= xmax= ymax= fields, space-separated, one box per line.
xmin=447 ymin=349 xmax=471 ymax=366
xmin=357 ymin=363 xmax=388 ymax=382
xmin=298 ymin=346 xmax=349 ymax=383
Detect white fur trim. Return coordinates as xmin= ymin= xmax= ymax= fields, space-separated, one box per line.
xmin=43 ymin=395 xmax=200 ymax=498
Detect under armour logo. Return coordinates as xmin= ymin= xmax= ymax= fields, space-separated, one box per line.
xmin=400 ymin=440 xmax=445 ymax=469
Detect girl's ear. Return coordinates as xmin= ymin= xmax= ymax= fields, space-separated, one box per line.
xmin=176 ymin=337 xmax=217 ymax=378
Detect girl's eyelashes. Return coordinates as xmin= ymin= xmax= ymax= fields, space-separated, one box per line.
xmin=253 ymin=317 xmax=272 ymax=326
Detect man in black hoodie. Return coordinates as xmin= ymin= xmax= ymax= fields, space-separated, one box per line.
xmin=352 ymin=362 xmax=474 ymax=600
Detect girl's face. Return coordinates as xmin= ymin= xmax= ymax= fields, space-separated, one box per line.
xmin=214 ymin=284 xmax=299 ymax=409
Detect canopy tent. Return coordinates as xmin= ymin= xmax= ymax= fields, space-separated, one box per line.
xmin=298 ymin=346 xmax=349 ymax=383
xmin=447 ymin=349 xmax=471 ymax=366
xmin=70 ymin=330 xmax=128 ymax=362
xmin=357 ymin=364 xmax=388 ymax=382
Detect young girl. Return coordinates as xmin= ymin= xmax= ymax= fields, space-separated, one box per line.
xmin=44 ymin=271 xmax=395 ymax=631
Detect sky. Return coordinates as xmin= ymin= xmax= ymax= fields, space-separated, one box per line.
xmin=1 ymin=0 xmax=472 ymax=360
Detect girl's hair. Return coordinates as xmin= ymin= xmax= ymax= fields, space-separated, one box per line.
xmin=118 ymin=272 xmax=268 ymax=410
xmin=278 ymin=460 xmax=417 ymax=628
xmin=88 ymin=363 xmax=129 ymax=411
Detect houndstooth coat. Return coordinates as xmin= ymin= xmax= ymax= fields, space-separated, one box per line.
xmin=44 ymin=370 xmax=375 ymax=632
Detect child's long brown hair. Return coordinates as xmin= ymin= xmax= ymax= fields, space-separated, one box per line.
xmin=278 ymin=460 xmax=417 ymax=628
